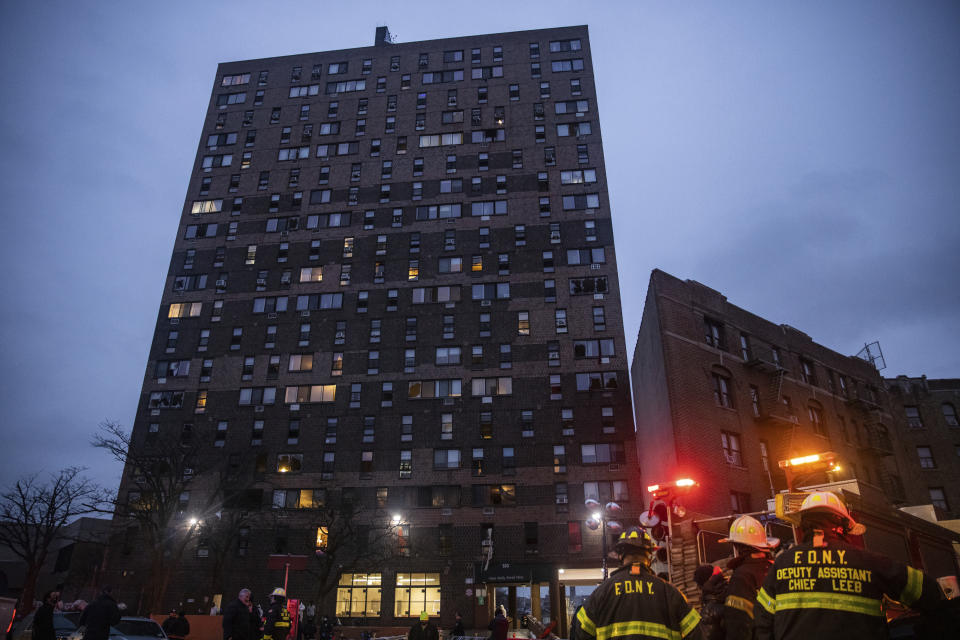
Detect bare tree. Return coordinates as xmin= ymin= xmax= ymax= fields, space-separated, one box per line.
xmin=303 ymin=494 xmax=407 ymax=616
xmin=0 ymin=467 xmax=100 ymax=613
xmin=93 ymin=420 xmax=234 ymax=613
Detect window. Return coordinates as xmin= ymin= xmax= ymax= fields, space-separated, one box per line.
xmin=470 ymin=377 xmax=513 ymax=397
xmin=583 ymin=481 xmax=629 ymax=503
xmin=472 ymin=282 xmax=510 ymax=300
xmin=216 ymin=92 xmax=246 ymax=107
xmin=422 ymin=70 xmax=464 ymax=84
xmin=800 ymin=359 xmax=818 ymax=386
xmin=573 ymin=339 xmax=615 ymax=358
xmin=472 ymin=447 xmax=486 ymax=475
xmin=917 ymin=446 xmax=936 ymax=469
xmin=434 ymin=449 xmax=461 ymax=469
xmin=580 ymin=443 xmax=625 ymax=464
xmin=905 ymin=406 xmax=924 ymax=428
xmin=929 ymin=487 xmax=949 ymax=511
xmin=944 ymin=403 xmax=959 ymax=426
xmin=712 ymin=372 xmax=733 ymax=408
xmin=555 ymin=309 xmax=567 ymax=333
xmin=394 ymin=573 xmax=440 ymax=617
xmin=730 ymin=491 xmax=751 ymax=514
xmin=809 ymin=405 xmax=826 ymax=436
xmin=168 ymin=302 xmax=202 ymax=319
xmin=556 ymin=122 xmax=591 ymax=137
xmin=336 ymin=573 xmax=382 ymax=618
xmin=515 ymin=311 xmax=531 ymax=336
xmin=408 ymin=379 xmax=462 ymax=399
xmin=575 ymin=371 xmax=618 ymax=391
xmin=749 ymin=385 xmax=761 ymax=417
xmin=419 ymin=132 xmax=463 ymax=148
xmin=283 ymin=384 xmax=336 ymax=404
xmin=288 ymin=354 xmax=313 ymax=372
xmin=276 ymin=454 xmax=303 ymax=473
xmin=435 ymin=346 xmax=461 ymax=365
xmin=473 ymin=484 xmax=516 ymax=506
xmin=721 ymin=432 xmax=742 ymax=466
xmin=704 ymin=317 xmax=725 ymax=349
xmin=321 ymin=452 xmax=335 ymax=478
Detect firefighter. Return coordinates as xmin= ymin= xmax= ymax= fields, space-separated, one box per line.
xmin=755 ymin=491 xmax=946 ymax=639
xmin=572 ymin=526 xmax=703 ymax=640
xmin=262 ymin=588 xmax=292 ymax=640
xmin=718 ymin=515 xmax=778 ymax=639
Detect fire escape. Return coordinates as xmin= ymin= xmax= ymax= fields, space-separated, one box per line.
xmin=744 ymin=344 xmax=797 ymax=427
xmin=846 ymin=388 xmax=906 ymax=503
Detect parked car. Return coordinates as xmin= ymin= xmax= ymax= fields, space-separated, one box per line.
xmin=11 ymin=611 xmax=82 ymax=640
xmin=62 ymin=617 xmax=167 ymax=640
xmin=110 ymin=619 xmax=166 ymax=640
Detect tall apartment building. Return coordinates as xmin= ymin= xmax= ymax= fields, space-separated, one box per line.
xmin=886 ymin=376 xmax=960 ymax=520
xmin=108 ymin=26 xmax=636 ymax=633
xmin=631 ymin=270 xmax=922 ymax=519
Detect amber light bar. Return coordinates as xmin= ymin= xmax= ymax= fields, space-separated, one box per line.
xmin=778 ymin=452 xmax=836 ymax=469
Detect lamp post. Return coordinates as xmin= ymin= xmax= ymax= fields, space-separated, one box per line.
xmin=584 ymin=500 xmax=622 ymax=579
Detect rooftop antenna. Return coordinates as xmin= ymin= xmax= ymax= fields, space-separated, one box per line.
xmin=855 ymin=341 xmax=886 ymax=371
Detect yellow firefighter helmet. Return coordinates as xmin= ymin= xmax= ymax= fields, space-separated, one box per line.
xmin=799 ymin=491 xmax=865 ymax=535
xmin=719 ymin=514 xmax=779 ymax=549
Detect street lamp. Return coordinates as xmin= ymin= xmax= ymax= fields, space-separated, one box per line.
xmin=584 ymin=499 xmax=622 ymax=579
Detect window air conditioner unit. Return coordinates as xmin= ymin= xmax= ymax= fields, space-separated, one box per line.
xmin=215 ymin=280 xmax=227 ymax=288
xmin=267 ymin=312 xmax=278 ymax=319
xmin=594 ymin=293 xmax=604 ymax=300
xmin=257 ymin=279 xmax=267 ymax=286
xmin=590 ymin=263 xmax=602 ymax=270
xmin=170 ymin=318 xmax=180 ymax=325
xmin=300 ymin=311 xmax=311 ymax=317
xmin=255 ymin=405 xmax=264 ymax=412
xmin=481 ymin=299 xmax=491 ymax=306
xmin=555 ymin=495 xmax=568 ymax=504
xmin=441 ymin=508 xmax=452 ymax=516
xmin=608 ymin=463 xmax=621 ymax=471
xmin=482 ymin=507 xmax=495 ymax=516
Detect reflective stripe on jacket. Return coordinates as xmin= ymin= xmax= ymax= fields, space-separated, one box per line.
xmin=573 ymin=563 xmax=703 ymax=640
xmin=724 ymin=554 xmax=772 ymax=639
xmin=754 ymin=540 xmax=944 ymax=639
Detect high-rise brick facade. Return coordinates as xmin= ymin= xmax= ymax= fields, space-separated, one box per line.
xmin=631 ymin=269 xmax=921 ymax=519
xmin=108 ymin=26 xmax=636 ymax=633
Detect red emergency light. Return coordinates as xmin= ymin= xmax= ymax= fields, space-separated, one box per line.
xmin=647 ymin=479 xmax=698 ymax=497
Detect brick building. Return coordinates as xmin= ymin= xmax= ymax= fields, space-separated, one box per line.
xmin=886 ymin=376 xmax=960 ymax=520
xmin=631 ymin=269 xmax=923 ymax=519
xmin=107 ymin=26 xmax=637 ymax=633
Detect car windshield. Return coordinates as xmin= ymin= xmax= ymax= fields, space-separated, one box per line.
xmin=112 ymin=621 xmax=164 ymax=638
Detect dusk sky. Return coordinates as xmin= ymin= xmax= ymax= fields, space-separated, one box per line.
xmin=1 ymin=0 xmax=958 ymax=494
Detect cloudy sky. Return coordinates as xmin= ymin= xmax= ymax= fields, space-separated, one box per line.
xmin=1 ymin=0 xmax=957 ymax=493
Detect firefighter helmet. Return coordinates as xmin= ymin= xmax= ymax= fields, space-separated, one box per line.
xmin=719 ymin=515 xmax=779 ymax=549
xmin=270 ymin=587 xmax=286 ymax=597
xmin=798 ymin=491 xmax=865 ymax=535
xmin=615 ymin=526 xmax=657 ymax=554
